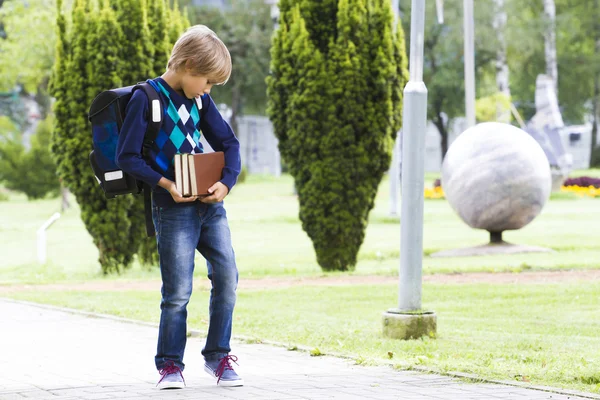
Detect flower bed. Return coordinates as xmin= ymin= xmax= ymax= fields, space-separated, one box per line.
xmin=424 ymin=186 xmax=445 ymax=199
xmin=561 ymin=185 xmax=599 ymax=198
xmin=563 ymin=176 xmax=600 ymax=188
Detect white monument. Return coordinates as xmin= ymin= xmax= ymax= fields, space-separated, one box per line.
xmin=434 ymin=122 xmax=553 ymax=256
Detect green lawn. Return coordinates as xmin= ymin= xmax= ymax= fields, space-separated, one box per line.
xmin=2 ymin=169 xmax=600 ymax=393
xmin=1 ymin=171 xmax=599 ymax=283
xmin=7 ymin=281 xmax=600 ymax=393
xmin=569 ymin=168 xmax=600 ymax=178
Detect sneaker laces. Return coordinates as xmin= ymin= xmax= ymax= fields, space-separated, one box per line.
xmin=157 ymin=361 xmax=185 ymax=385
xmin=215 ymin=354 xmax=239 ymax=384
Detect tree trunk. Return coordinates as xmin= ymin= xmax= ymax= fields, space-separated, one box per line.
xmin=440 ymin=127 xmax=448 ymax=162
xmin=61 ymin=184 xmax=70 ymax=211
xmin=493 ymin=0 xmax=511 ymax=122
xmin=433 ymin=113 xmax=448 ymax=163
xmin=543 ymin=0 xmax=558 ymax=95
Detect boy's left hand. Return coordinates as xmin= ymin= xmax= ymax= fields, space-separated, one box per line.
xmin=199 ymin=182 xmax=229 ymax=203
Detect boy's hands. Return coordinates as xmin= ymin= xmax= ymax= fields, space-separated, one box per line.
xmin=168 ymin=184 xmax=198 ymax=203
xmin=159 ymin=178 xmax=197 ymax=203
xmin=158 ymin=178 xmax=229 ymax=203
xmin=199 ymin=182 xmax=229 ymax=203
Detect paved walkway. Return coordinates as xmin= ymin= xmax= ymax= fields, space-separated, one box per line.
xmin=1 ymin=299 xmax=597 ymax=400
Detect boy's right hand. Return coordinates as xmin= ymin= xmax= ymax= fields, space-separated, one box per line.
xmin=169 ymin=187 xmax=198 ymax=203
xmin=158 ymin=177 xmax=198 ymax=203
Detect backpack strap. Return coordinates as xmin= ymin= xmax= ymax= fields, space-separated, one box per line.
xmin=134 ymin=81 xmax=163 ymax=238
xmin=136 ymin=81 xmax=162 ymax=158
xmin=143 ymin=183 xmax=153 ymax=237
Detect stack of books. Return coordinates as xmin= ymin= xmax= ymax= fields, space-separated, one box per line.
xmin=174 ymin=151 xmax=225 ymax=197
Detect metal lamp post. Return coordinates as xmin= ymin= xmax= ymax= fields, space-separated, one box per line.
xmin=383 ymin=0 xmax=437 ymax=340
xmin=464 ymin=0 xmax=476 ymax=128
xmin=389 ymin=0 xmax=445 ymax=216
xmin=383 ymin=0 xmax=475 ymax=339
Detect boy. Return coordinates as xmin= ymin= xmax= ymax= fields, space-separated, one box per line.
xmin=116 ymin=25 xmax=242 ymax=390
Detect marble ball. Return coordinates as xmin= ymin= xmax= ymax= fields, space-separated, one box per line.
xmin=441 ymin=122 xmax=552 ymax=233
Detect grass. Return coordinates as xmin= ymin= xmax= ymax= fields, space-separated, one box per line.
xmin=2 ymin=169 xmax=600 ymax=393
xmin=568 ymin=168 xmax=600 ymax=178
xmin=6 ymin=281 xmax=600 ymax=393
xmin=1 ymin=170 xmax=599 ymax=283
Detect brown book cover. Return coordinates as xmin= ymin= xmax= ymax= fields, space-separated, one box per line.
xmin=188 ymin=151 xmax=225 ymax=196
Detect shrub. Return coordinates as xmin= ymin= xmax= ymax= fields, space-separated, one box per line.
xmin=266 ymin=0 xmax=408 ymax=271
xmin=0 ymin=116 xmax=60 ymax=200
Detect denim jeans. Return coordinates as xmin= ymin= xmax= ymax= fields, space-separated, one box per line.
xmin=152 ymin=201 xmax=238 ymax=371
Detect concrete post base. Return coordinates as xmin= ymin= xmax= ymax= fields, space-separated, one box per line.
xmin=382 ymin=309 xmax=437 ymax=340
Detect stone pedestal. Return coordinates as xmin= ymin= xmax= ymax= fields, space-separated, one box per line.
xmin=382 ymin=310 xmax=437 ymax=340
xmin=430 ymin=242 xmax=552 ymax=257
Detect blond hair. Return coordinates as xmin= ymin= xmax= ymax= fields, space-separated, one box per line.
xmin=167 ymin=25 xmax=232 ymax=85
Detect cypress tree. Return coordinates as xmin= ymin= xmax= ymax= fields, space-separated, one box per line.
xmin=58 ymin=0 xmax=90 ymax=195
xmin=86 ymin=1 xmax=138 ymax=272
xmin=50 ymin=0 xmax=191 ymax=271
xmin=88 ymin=2 xmax=123 ymax=92
xmin=114 ymin=0 xmax=158 ymax=266
xmin=49 ymin=0 xmax=70 ymax=184
xmin=114 ymin=0 xmax=153 ymax=84
xmin=147 ymin=0 xmax=170 ymax=76
xmin=51 ymin=0 xmax=90 ymax=204
xmin=267 ymin=0 xmax=408 ymax=271
xmin=181 ymin=6 xmax=191 ymax=31
xmin=51 ymin=0 xmax=137 ymax=273
xmin=135 ymin=0 xmax=188 ymax=265
xmin=167 ymin=0 xmax=185 ymax=46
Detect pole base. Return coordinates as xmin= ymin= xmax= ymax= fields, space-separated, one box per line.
xmin=382 ymin=309 xmax=437 ymax=340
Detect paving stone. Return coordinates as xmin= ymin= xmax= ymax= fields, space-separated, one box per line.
xmin=1 ymin=299 xmax=598 ymax=400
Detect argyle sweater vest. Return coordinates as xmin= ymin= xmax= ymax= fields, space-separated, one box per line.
xmin=147 ymin=79 xmax=203 ymax=179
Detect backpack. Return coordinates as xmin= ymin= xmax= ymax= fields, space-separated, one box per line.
xmin=88 ymin=82 xmax=162 ymax=237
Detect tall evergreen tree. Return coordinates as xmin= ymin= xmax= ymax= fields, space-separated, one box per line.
xmin=182 ymin=6 xmax=191 ymax=31
xmin=50 ymin=0 xmax=91 ymax=199
xmin=86 ymin=1 xmax=138 ymax=272
xmin=134 ymin=0 xmax=188 ymax=265
xmin=49 ymin=0 xmax=70 ymax=182
xmin=51 ymin=0 xmax=137 ymax=272
xmin=50 ymin=0 xmax=190 ymax=272
xmin=167 ymin=0 xmax=185 ymax=46
xmin=147 ymin=0 xmax=170 ymax=76
xmin=55 ymin=0 xmax=90 ymax=196
xmin=267 ymin=0 xmax=408 ymax=271
xmin=114 ymin=0 xmax=153 ymax=84
xmin=114 ymin=0 xmax=158 ymax=266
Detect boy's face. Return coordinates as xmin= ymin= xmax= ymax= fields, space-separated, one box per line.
xmin=181 ymin=72 xmax=214 ymax=99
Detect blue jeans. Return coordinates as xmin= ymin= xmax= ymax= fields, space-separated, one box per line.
xmin=152 ymin=201 xmax=238 ymax=371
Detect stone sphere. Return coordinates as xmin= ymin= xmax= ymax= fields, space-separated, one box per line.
xmin=441 ymin=122 xmax=551 ymax=232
